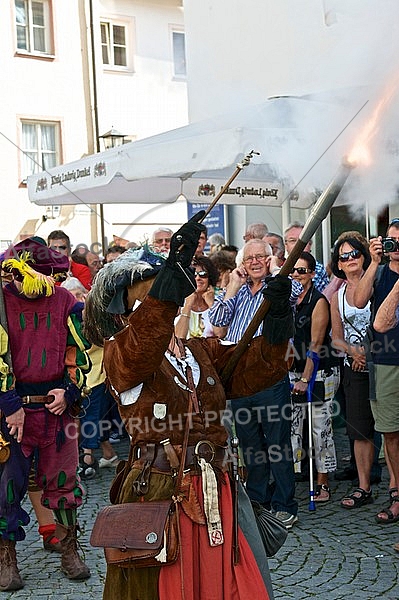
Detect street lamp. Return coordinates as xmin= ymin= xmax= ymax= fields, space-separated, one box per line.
xmin=99 ymin=127 xmax=126 ymax=150
xmin=98 ymin=128 xmax=126 ymax=254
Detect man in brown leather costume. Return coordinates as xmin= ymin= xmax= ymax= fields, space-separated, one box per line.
xmin=84 ymin=214 xmax=293 ymax=600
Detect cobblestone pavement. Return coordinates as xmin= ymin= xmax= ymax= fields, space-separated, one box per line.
xmin=3 ymin=428 xmax=399 ymax=600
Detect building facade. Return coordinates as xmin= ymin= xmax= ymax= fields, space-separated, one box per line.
xmin=0 ymin=0 xmax=187 ymax=250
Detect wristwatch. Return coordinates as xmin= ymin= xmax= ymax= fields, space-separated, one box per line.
xmin=300 ymin=377 xmax=309 ymax=384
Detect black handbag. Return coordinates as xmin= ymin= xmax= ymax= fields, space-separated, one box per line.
xmin=251 ymin=501 xmax=288 ymax=557
xmin=291 ymin=380 xmax=325 ymax=405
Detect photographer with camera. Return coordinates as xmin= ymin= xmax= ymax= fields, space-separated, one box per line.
xmin=354 ymin=218 xmax=399 ymax=526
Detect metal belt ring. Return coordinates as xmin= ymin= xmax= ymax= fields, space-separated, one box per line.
xmin=194 ymin=440 xmax=215 ymax=463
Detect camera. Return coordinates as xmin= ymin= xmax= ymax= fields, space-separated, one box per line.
xmin=382 ymin=237 xmax=399 ymax=253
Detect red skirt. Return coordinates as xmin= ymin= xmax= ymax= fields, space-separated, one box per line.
xmin=158 ymin=472 xmax=269 ymax=600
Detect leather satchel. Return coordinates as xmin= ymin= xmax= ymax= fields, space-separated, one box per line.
xmin=90 ymin=499 xmax=179 ymax=568
xmin=92 ymin=340 xmax=195 ymax=568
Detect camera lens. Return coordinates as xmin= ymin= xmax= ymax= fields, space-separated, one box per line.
xmin=382 ymin=238 xmax=398 ymax=253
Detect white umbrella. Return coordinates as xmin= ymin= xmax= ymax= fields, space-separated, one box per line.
xmin=27 ymin=93 xmax=367 ymax=210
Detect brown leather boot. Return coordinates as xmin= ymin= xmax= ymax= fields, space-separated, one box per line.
xmin=0 ymin=539 xmax=24 ymax=591
xmin=55 ymin=523 xmax=91 ymax=580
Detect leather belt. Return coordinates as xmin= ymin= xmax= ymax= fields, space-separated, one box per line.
xmin=134 ymin=442 xmax=228 ymax=473
xmin=21 ymin=395 xmax=55 ymax=405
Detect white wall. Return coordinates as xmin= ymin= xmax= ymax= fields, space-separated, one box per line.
xmin=96 ymin=0 xmax=187 ymax=139
xmin=184 ymin=0 xmax=399 ymax=121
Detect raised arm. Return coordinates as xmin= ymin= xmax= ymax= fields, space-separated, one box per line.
xmin=374 ymin=278 xmax=399 ymax=333
xmin=353 ymin=237 xmax=382 ymax=308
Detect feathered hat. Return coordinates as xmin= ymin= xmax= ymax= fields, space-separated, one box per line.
xmin=83 ymin=245 xmax=165 ymax=346
xmin=1 ymin=237 xmax=69 ymax=296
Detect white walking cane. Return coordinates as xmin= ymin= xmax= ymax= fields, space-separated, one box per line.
xmin=306 ymin=351 xmax=320 ymax=512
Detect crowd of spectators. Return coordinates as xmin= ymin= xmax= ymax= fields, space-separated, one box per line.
xmin=2 ymin=213 xmax=399 ymax=594
xmin=42 ymin=218 xmax=399 ymax=530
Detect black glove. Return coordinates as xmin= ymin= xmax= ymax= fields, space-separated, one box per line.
xmin=167 ymin=211 xmax=206 ymax=268
xmin=262 ymin=275 xmax=292 ymax=317
xmin=149 ymin=211 xmax=206 ymax=305
xmin=262 ymin=275 xmax=294 ymax=344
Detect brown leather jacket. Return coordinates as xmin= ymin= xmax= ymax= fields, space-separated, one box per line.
xmin=104 ymin=296 xmax=291 ymax=447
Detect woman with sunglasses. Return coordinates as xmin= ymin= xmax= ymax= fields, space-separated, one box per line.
xmin=175 ymin=256 xmax=219 ymax=338
xmin=330 ymin=235 xmax=381 ymax=508
xmin=290 ymin=252 xmax=339 ymax=502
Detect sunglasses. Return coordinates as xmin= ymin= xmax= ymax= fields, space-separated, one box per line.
xmin=291 ymin=267 xmax=313 ymax=274
xmin=51 ymin=245 xmax=67 ymax=251
xmin=338 ymin=249 xmax=361 ymax=262
xmin=195 ymin=270 xmax=209 ymax=278
xmin=389 ymin=218 xmax=399 ymax=226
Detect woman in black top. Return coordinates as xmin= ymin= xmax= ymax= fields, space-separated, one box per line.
xmin=290 ymin=252 xmax=339 ymax=502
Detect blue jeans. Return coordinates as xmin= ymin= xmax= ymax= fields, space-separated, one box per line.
xmin=80 ymin=383 xmax=119 ymax=449
xmin=232 ymin=376 xmax=297 ymax=515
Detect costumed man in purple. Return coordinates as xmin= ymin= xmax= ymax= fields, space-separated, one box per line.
xmin=0 ymin=237 xmax=91 ymax=592
xmin=84 ymin=214 xmax=293 ymax=600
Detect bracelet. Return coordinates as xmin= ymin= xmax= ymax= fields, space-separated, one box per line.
xmin=300 ymin=377 xmax=309 ymax=384
xmin=180 ymin=313 xmax=190 ymax=318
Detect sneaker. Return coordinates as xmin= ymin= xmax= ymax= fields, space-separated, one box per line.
xmin=274 ymin=511 xmax=298 ymax=529
xmin=99 ymin=455 xmax=119 ymax=468
xmin=109 ymin=432 xmax=121 ymax=444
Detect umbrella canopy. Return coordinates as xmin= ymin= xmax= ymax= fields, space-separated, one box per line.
xmin=27 ymin=93 xmax=366 ymax=210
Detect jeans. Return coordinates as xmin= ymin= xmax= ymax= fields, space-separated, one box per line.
xmin=80 ymin=382 xmax=119 ymax=449
xmin=232 ymin=376 xmax=298 ymax=515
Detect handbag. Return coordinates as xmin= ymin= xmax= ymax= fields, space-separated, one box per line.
xmin=291 ymin=379 xmax=325 ymax=405
xmin=251 ymin=501 xmax=288 ymax=557
xmin=90 ymin=500 xmax=179 ymax=567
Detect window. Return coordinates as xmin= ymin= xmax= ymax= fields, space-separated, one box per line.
xmin=21 ymin=121 xmax=59 ymax=182
xmin=101 ymin=21 xmax=127 ymax=68
xmin=172 ymin=30 xmax=186 ymax=78
xmin=15 ymin=0 xmax=52 ymax=55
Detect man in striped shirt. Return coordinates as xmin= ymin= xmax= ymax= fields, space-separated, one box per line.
xmin=209 ymin=239 xmax=300 ymax=529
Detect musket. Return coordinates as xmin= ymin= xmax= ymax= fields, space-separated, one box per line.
xmin=220 ymin=158 xmax=355 ymax=385
xmin=176 ymin=150 xmax=259 ymax=284
xmin=200 ymin=150 xmax=260 ymax=220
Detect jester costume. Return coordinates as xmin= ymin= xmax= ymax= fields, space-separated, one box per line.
xmin=0 ymin=237 xmax=91 ymax=591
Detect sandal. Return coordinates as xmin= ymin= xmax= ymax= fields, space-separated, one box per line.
xmin=341 ymin=488 xmax=373 ymax=509
xmin=78 ymin=452 xmax=99 ymax=480
xmin=375 ymin=496 xmax=399 ymax=524
xmin=314 ymin=484 xmax=331 ymax=503
xmin=389 ymin=487 xmax=398 ymax=502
